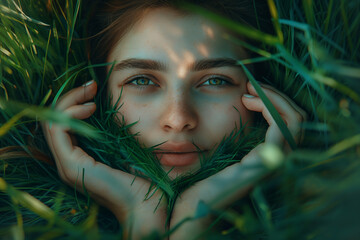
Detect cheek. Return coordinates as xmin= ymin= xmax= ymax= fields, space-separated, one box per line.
xmin=109 ymin=88 xmax=124 ymax=112
xmin=233 ymin=101 xmax=253 ymax=126
xmin=116 ymin=101 xmax=158 ymax=136
xmin=118 ymin=102 xmax=145 ymax=124
xmin=201 ymin=99 xmax=253 ymax=142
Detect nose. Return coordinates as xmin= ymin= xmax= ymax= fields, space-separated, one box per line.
xmin=160 ymin=94 xmax=198 ymax=132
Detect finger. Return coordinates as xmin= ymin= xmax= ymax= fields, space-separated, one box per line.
xmin=256 ymin=85 xmax=307 ymax=143
xmin=44 ymin=118 xmax=142 ymax=209
xmin=247 ymin=82 xmax=297 ymax=122
xmin=41 ymin=121 xmax=66 ymax=162
xmin=261 ymin=84 xmax=307 ymax=122
xmin=44 ymin=80 xmax=97 ymax=184
xmin=42 ymin=101 xmax=96 ymax=173
xmin=49 ymin=139 xmax=146 ymax=210
xmin=242 ymin=95 xmax=283 ymax=145
xmin=64 ymin=102 xmax=96 ymax=120
xmin=246 ymin=83 xmax=304 ymax=143
xmin=41 ymin=121 xmax=69 ymax=179
xmin=56 ymin=80 xmax=97 ymax=111
xmin=48 ymin=124 xmax=75 ymax=176
xmin=247 ymin=82 xmax=306 ymax=124
xmin=242 ymin=96 xmax=274 ymax=125
xmin=194 ymin=143 xmax=267 ymax=210
xmin=71 ymin=158 xmax=140 ymax=206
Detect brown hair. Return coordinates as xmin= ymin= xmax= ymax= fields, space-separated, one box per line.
xmin=0 ymin=146 xmax=53 ymax=165
xmin=0 ymin=1 xmax=271 ymax=167
xmin=87 ymin=0 xmax=272 ymax=80
xmin=0 ymin=125 xmax=54 ymax=166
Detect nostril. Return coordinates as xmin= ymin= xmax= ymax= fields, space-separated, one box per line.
xmin=160 ymin=98 xmax=198 ymax=132
xmin=161 ymin=111 xmax=198 ymax=132
xmin=183 ymin=123 xmax=192 ymax=131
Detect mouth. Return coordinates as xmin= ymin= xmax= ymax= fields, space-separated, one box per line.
xmin=154 ymin=142 xmax=207 ymax=167
xmin=155 ymin=151 xmax=206 ymax=167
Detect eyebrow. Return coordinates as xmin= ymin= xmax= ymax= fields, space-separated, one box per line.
xmin=192 ymin=58 xmax=238 ymax=71
xmin=114 ymin=58 xmax=167 ymax=71
xmin=113 ymin=58 xmax=239 ymax=72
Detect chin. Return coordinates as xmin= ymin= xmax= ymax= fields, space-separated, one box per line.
xmin=162 ymin=164 xmax=200 ymax=180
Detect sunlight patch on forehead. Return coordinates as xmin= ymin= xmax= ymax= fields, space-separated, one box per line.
xmin=164 ymin=44 xmax=180 ymax=63
xmin=196 ymin=43 xmax=209 ymax=57
xmin=202 ymin=24 xmax=214 ymax=39
xmin=149 ymin=24 xmax=180 ymax=64
xmin=177 ymin=51 xmax=195 ymax=78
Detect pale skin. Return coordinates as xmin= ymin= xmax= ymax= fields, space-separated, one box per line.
xmin=43 ymin=7 xmax=305 ymax=240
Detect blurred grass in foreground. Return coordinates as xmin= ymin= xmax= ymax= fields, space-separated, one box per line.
xmin=1 ymin=0 xmax=360 ymax=239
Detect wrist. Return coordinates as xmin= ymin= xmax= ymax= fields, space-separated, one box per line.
xmin=170 ymin=191 xmax=211 ymax=240
xmin=125 ymin=190 xmax=168 ymax=239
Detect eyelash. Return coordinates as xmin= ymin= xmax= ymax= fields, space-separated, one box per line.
xmin=124 ymin=74 xmax=233 ymax=89
xmin=126 ymin=75 xmax=159 ymax=88
xmin=200 ymin=75 xmax=233 ymax=87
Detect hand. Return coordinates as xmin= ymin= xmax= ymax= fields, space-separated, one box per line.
xmin=169 ymin=82 xmax=306 ymax=239
xmin=42 ymin=80 xmax=166 ymax=238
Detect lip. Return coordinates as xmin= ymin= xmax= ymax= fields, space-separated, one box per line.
xmin=154 ymin=142 xmax=207 ymax=167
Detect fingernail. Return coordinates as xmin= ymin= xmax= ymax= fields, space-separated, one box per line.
xmin=243 ymin=94 xmax=255 ymax=98
xmin=83 ymin=102 xmax=95 ymax=106
xmin=82 ymin=80 xmax=94 ymax=87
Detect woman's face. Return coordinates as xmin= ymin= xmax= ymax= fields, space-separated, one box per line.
xmin=107 ymin=8 xmax=253 ymax=178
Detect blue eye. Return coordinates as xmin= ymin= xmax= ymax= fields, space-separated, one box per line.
xmin=201 ymin=76 xmax=231 ymax=86
xmin=128 ymin=76 xmax=157 ymax=86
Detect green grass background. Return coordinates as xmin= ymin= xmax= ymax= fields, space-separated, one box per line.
xmin=1 ymin=0 xmax=360 ymax=239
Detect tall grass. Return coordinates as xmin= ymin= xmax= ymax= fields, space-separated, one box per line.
xmin=1 ymin=0 xmax=360 ymax=239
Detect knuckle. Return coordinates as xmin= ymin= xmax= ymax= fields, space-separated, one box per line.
xmin=295 ymin=113 xmax=303 ymax=122
xmin=301 ymin=110 xmax=308 ymax=122
xmin=41 ymin=122 xmax=51 ymax=136
xmin=45 ymin=125 xmax=56 ymax=138
xmin=61 ymin=168 xmax=78 ymax=184
xmin=55 ymin=95 xmax=67 ymax=109
xmin=261 ymin=83 xmax=274 ymax=90
xmin=58 ymin=170 xmax=71 ymax=184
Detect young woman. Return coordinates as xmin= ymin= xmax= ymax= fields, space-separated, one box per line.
xmin=43 ymin=0 xmax=305 ymax=239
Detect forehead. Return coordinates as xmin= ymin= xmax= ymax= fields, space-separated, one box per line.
xmin=107 ymin=7 xmax=247 ymax=63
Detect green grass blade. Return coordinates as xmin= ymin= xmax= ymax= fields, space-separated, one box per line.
xmin=267 ymin=0 xmax=284 ymax=43
xmin=325 ymin=134 xmax=360 ymax=158
xmin=0 ymin=98 xmax=100 ymax=138
xmin=66 ymin=0 xmax=81 ymax=55
xmin=303 ymin=0 xmax=315 ymax=27
xmin=0 ymin=110 xmax=26 ymax=137
xmin=241 ymin=63 xmax=297 ymax=150
xmin=323 ymin=0 xmax=334 ymax=34
xmin=0 ymin=5 xmax=49 ymax=26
